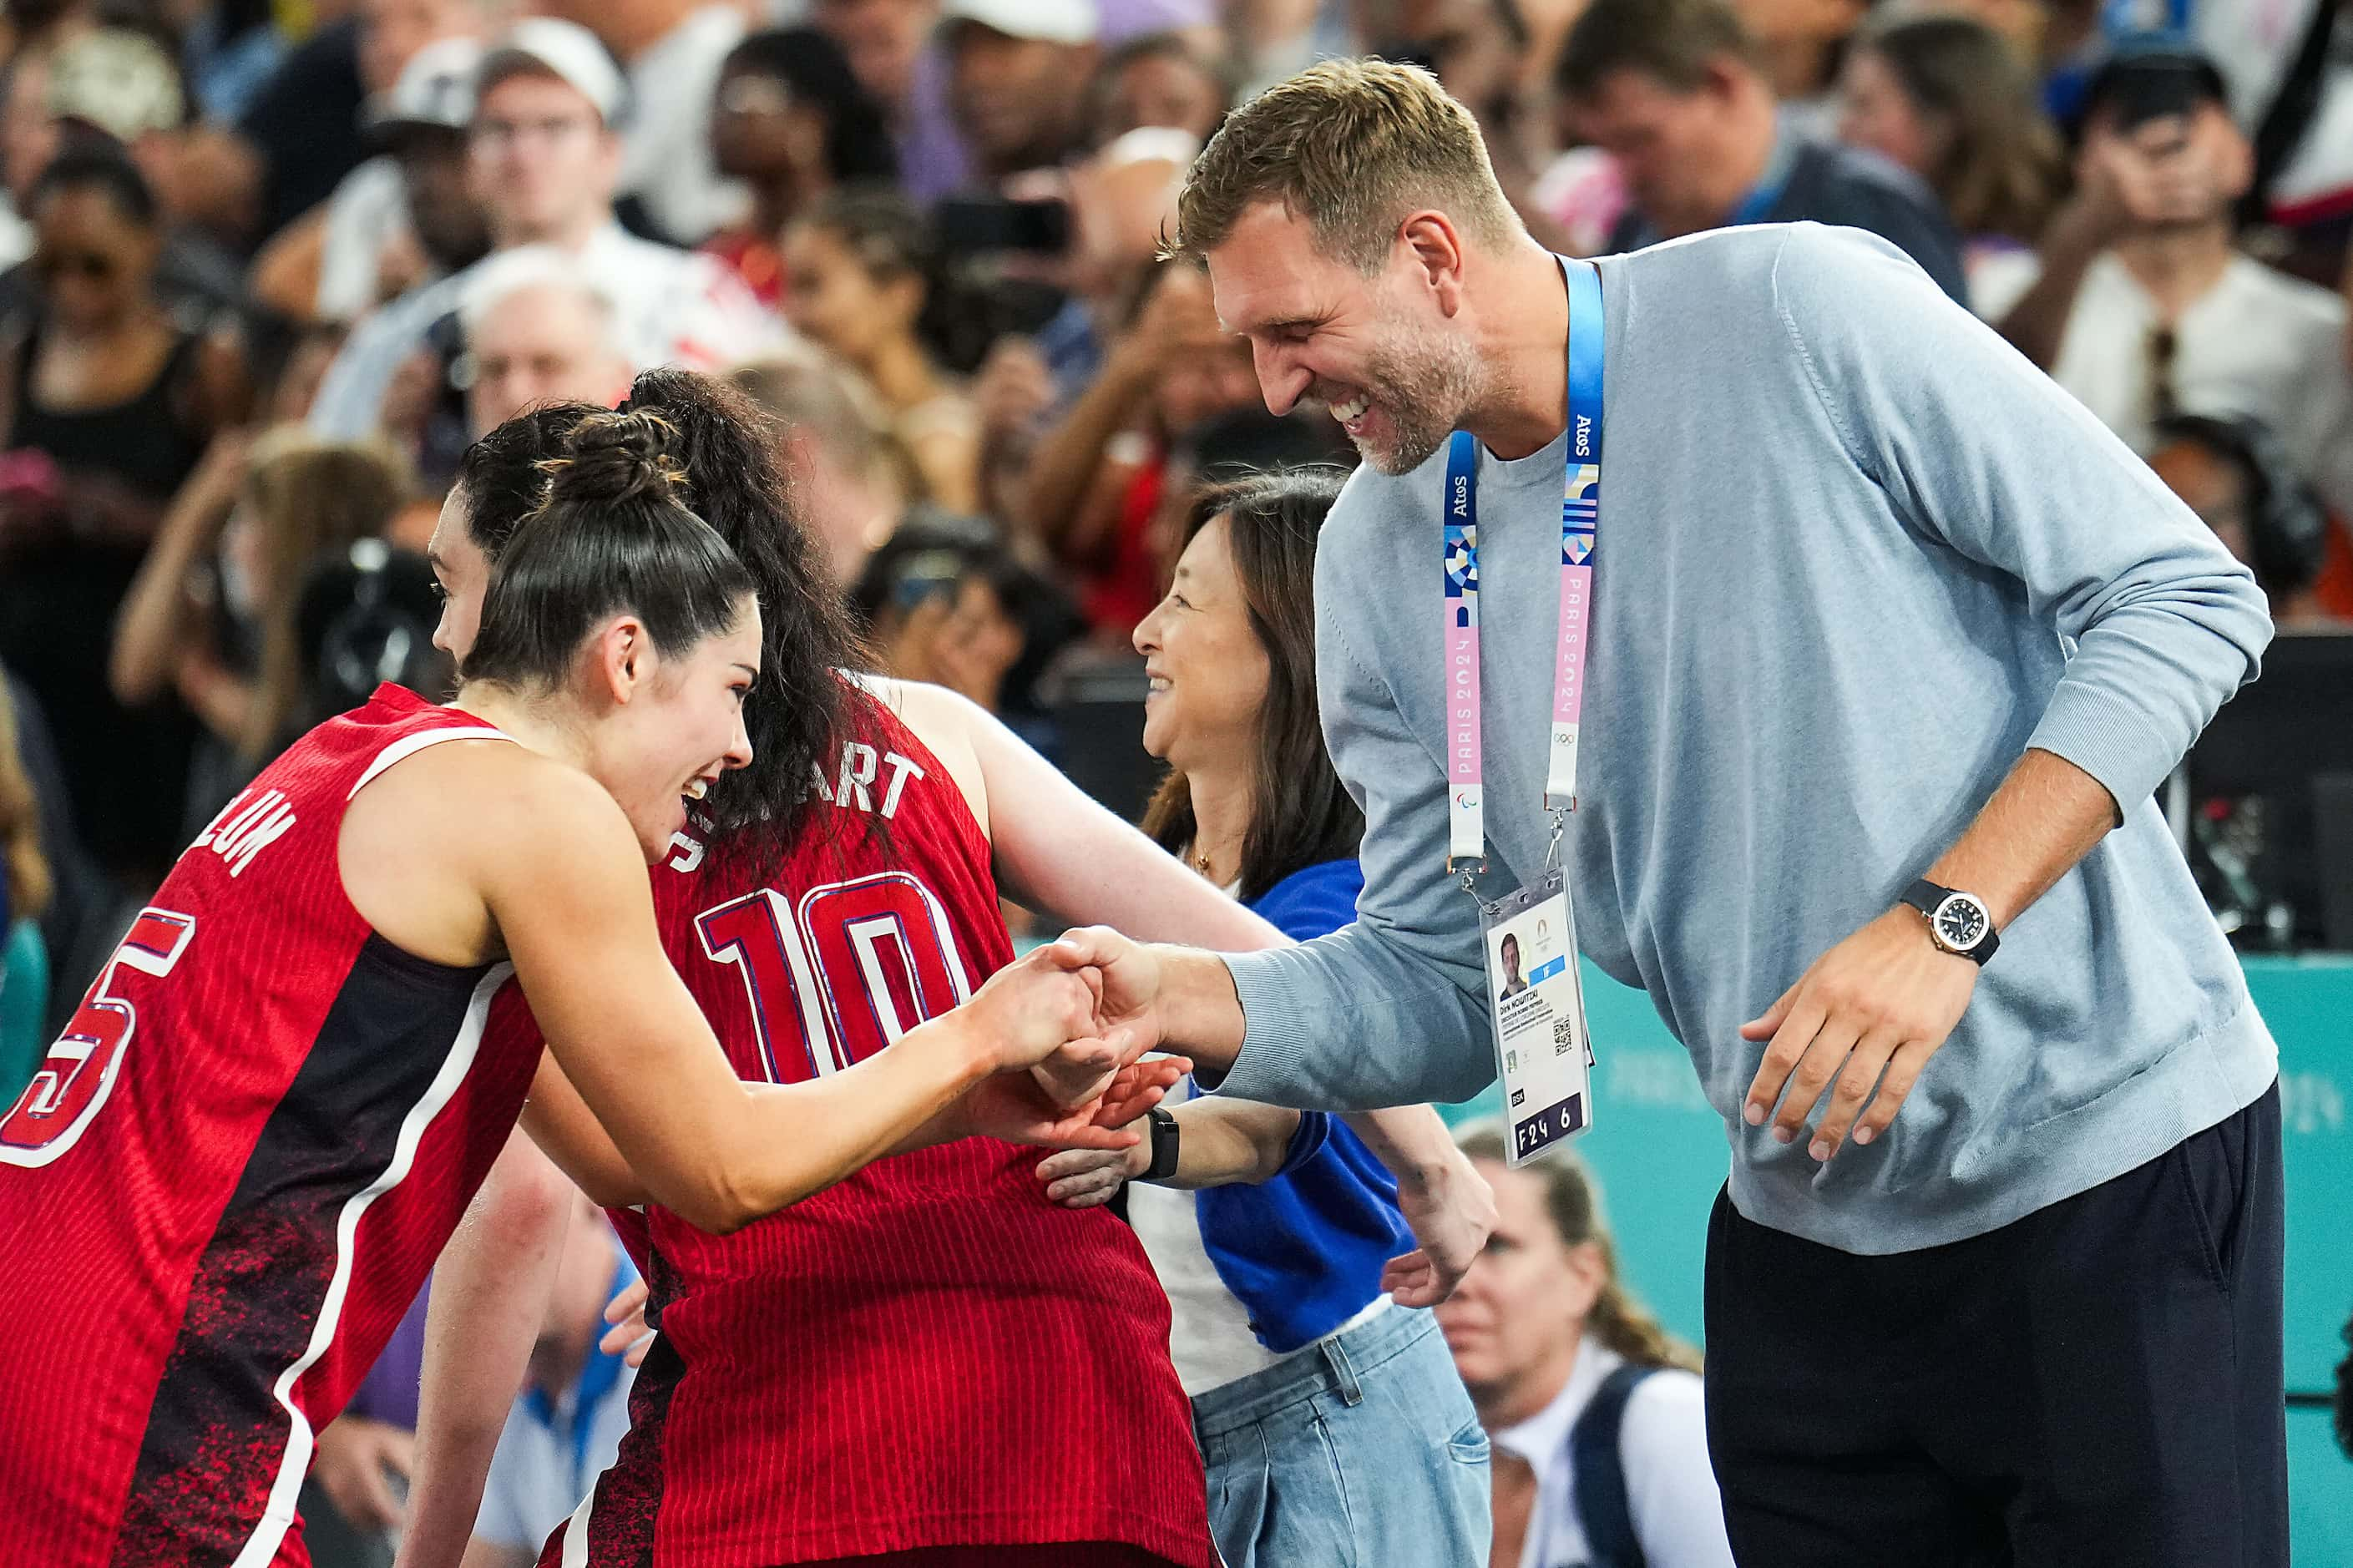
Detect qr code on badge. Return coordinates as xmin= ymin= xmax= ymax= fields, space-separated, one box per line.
xmin=1553 ymin=1015 xmax=1575 ymax=1056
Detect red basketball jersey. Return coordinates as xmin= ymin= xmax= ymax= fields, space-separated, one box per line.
xmin=509 ymin=695 xmax=1212 ymax=1568
xmin=0 ymin=686 xmax=543 ymax=1568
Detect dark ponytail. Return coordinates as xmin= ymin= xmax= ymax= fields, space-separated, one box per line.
xmin=460 ymin=411 xmax=757 ymax=692
xmin=454 ymin=371 xmax=868 ymax=862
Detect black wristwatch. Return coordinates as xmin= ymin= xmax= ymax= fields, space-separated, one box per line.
xmin=1899 ymin=878 xmax=2000 ymax=965
xmin=1143 ymin=1106 xmax=1181 ymax=1181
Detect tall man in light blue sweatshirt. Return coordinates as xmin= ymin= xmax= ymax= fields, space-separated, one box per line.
xmin=1055 ymin=59 xmax=2285 ymax=1566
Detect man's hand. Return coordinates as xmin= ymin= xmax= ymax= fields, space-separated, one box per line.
xmin=1039 ymin=928 xmax=1168 ymax=1055
xmin=957 ymin=943 xmax=1124 ymax=1075
xmin=310 ymin=1414 xmax=413 ymax=1532
xmin=1381 ymin=1143 xmax=1497 ymax=1308
xmin=1036 ymin=1140 xmax=1150 ymax=1207
xmin=964 ymin=1055 xmax=1189 ymax=1150
xmin=1740 ymin=905 xmax=1978 ymax=1161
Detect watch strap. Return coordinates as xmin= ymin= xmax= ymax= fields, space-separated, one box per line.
xmin=1144 ymin=1106 xmax=1180 ymax=1181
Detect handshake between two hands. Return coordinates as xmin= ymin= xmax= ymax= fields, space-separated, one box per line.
xmin=952 ymin=928 xmax=1186 ymax=1156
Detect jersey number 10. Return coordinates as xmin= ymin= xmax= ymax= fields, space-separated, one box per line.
xmin=695 ymin=872 xmax=974 ymax=1083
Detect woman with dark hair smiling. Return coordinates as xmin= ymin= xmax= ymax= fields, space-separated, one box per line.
xmin=1039 ymin=469 xmax=1497 ymax=1568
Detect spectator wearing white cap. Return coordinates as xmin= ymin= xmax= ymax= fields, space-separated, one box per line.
xmin=245 ymin=0 xmax=484 ymax=325
xmin=266 ymin=37 xmax=489 ymax=326
xmin=536 ymin=0 xmax=749 ymax=247
xmin=942 ymin=0 xmax=1100 ymax=186
xmin=456 ymin=247 xmax=634 ymax=437
xmin=306 ymin=16 xmax=779 ymax=443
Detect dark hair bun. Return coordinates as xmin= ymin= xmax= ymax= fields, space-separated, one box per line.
xmin=542 ymin=410 xmax=684 ymax=511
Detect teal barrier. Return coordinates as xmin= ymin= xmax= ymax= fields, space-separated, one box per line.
xmin=1442 ymin=954 xmax=2353 ymax=1562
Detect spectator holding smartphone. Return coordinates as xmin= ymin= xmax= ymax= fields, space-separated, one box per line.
xmin=1996 ymin=38 xmax=2353 ymax=522
xmin=850 ymin=520 xmax=1033 ymax=714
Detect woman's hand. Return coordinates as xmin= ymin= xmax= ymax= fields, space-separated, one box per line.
xmin=955 ymin=943 xmax=1118 ymax=1075
xmin=1036 ymin=1138 xmax=1150 ymax=1207
xmin=963 ymin=1055 xmax=1189 ymax=1151
xmin=598 ymin=1277 xmax=655 ymax=1369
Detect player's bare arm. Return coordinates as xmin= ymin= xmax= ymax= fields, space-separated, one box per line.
xmin=396 ymin=1131 xmax=576 ymax=1568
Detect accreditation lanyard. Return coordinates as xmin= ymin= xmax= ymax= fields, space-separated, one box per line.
xmin=1444 ymin=258 xmax=1604 ymax=876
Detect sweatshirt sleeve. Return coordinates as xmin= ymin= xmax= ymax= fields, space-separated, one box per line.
xmin=1217 ymin=494 xmax=1497 ymax=1110
xmin=1770 ymin=223 xmax=2273 ymax=812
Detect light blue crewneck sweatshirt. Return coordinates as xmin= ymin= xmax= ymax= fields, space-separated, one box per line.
xmin=1218 ymin=223 xmax=2278 ymax=1255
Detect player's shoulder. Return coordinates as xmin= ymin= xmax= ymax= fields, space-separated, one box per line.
xmin=357 ymin=735 xmax=626 ymax=856
xmin=843 ymin=672 xmax=987 ymax=817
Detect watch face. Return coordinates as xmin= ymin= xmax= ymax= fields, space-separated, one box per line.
xmin=1934 ymin=894 xmax=1989 ymax=951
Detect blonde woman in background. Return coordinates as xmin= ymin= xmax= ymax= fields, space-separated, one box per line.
xmin=730 ymin=351 xmax=915 ymax=587
xmin=110 ymin=428 xmax=414 ymax=832
xmin=1443 ymin=1130 xmax=1735 ymax=1568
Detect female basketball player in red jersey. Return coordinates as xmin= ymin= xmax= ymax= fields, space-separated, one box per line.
xmin=0 ymin=411 xmax=1161 ymax=1568
xmin=392 ymin=373 xmax=1492 ymax=1568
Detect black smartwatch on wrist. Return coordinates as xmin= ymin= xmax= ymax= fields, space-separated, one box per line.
xmin=1899 ymin=878 xmax=2000 ymax=965
xmin=1143 ymin=1106 xmax=1180 ymax=1181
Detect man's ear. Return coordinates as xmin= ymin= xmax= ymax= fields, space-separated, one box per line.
xmin=1400 ymin=210 xmax=1470 ymax=317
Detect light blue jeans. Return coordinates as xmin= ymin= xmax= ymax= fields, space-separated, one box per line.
xmin=1189 ymin=1306 xmax=1492 ymax=1568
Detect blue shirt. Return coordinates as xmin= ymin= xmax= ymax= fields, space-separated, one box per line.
xmin=1190 ymin=857 xmax=1415 ymax=1354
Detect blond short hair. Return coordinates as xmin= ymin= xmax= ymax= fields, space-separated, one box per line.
xmin=1170 ymin=58 xmax=1520 ymax=272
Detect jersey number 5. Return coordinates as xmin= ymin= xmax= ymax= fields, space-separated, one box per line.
xmin=696 ymin=873 xmax=972 ymax=1082
xmin=2 ymin=908 xmax=196 ymax=1166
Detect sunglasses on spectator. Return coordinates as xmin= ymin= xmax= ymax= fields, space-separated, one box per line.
xmin=34 ymin=248 xmax=118 ymax=282
xmin=718 ymin=78 xmax=792 ymax=117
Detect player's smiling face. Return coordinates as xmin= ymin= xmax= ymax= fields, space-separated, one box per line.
xmin=582 ymin=604 xmax=762 ymax=862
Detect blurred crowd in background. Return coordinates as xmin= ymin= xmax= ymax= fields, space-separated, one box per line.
xmin=0 ymin=0 xmax=2350 ymax=1557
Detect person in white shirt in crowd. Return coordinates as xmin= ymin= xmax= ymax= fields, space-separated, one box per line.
xmin=1442 ymin=1129 xmax=1733 ymax=1568
xmin=307 ymin=17 xmax=777 ymax=442
xmin=457 ymin=248 xmax=635 ymax=438
xmin=252 ymin=0 xmax=485 ymax=325
xmin=535 ymin=0 xmax=747 ymax=247
xmin=289 ymin=38 xmax=489 ymax=327
xmin=2186 ymin=0 xmax=2353 ymax=287
xmin=463 ymin=1191 xmax=639 ymax=1568
xmin=1997 ymin=38 xmax=2353 ymax=521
